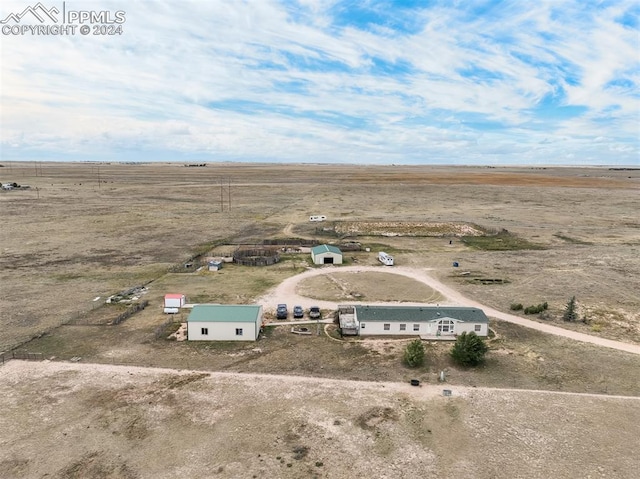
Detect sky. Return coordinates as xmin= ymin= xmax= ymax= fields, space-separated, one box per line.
xmin=0 ymin=0 xmax=638 ymax=165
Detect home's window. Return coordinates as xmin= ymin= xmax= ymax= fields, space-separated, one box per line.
xmin=438 ymin=320 xmax=455 ymax=333
xmin=235 ymin=328 xmax=243 ymax=336
xmin=399 ymin=324 xmax=406 ymax=331
xmin=361 ymin=323 xmax=365 ymax=329
xmin=413 ymin=324 xmax=420 ymax=331
xmin=383 ymin=323 xmax=390 ymax=331
xmin=201 ymin=328 xmax=208 ymax=335
xmin=475 ymin=324 xmax=482 ymax=332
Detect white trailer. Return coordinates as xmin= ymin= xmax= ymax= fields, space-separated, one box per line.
xmin=378 ymin=252 xmax=394 ymax=266
xmin=309 ymin=215 xmax=327 ymax=222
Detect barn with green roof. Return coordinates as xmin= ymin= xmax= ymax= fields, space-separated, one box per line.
xmin=187 ymin=304 xmax=263 ymax=341
xmin=311 ymin=244 xmax=343 ymax=265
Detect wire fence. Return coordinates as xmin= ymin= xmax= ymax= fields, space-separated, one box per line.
xmin=154 ymin=317 xmax=176 ymax=340
xmin=112 ymin=300 xmax=149 ymax=325
xmin=0 ymin=351 xmax=44 ymax=365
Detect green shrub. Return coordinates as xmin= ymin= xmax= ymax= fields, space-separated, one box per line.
xmin=450 ymin=332 xmax=488 ymax=366
xmin=524 ymin=303 xmax=546 ymax=315
xmin=563 ymin=296 xmax=578 ymax=322
xmin=510 ymin=303 xmax=523 ymax=311
xmin=403 ymin=339 xmax=425 ymax=368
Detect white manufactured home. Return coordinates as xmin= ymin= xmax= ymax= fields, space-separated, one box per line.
xmin=309 ymin=215 xmax=327 ymax=222
xmin=378 ymin=251 xmax=394 ymax=266
xmin=352 ymin=305 xmax=489 ymax=337
xmin=187 ymin=304 xmax=263 ymax=341
xmin=311 ymin=244 xmax=343 ymax=265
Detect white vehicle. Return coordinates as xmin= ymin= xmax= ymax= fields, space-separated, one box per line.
xmin=378 ymin=251 xmax=394 ymax=266
xmin=309 ymin=215 xmax=327 ymax=222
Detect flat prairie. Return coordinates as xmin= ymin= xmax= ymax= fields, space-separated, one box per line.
xmin=2 ymin=162 xmax=639 ymax=478
xmin=1 ymin=162 xmax=638 ymax=351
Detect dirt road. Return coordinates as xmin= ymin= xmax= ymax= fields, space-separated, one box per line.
xmin=258 ymin=265 xmax=640 ymax=355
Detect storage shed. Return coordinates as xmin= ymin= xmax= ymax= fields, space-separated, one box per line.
xmin=163 ymin=294 xmax=185 ymax=314
xmin=354 ymin=305 xmax=489 ymax=337
xmin=208 ymin=260 xmax=223 ymax=271
xmin=311 ymin=244 xmax=343 ymax=265
xmin=187 ymin=304 xmax=263 ymax=341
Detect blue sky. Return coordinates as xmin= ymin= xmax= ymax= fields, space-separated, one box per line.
xmin=1 ymin=0 xmax=638 ymax=165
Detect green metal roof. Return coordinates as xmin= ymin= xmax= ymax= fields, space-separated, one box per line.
xmin=187 ymin=304 xmax=261 ymax=323
xmin=311 ymin=244 xmax=342 ymax=255
xmin=354 ymin=305 xmax=488 ymax=323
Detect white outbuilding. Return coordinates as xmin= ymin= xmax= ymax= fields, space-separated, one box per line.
xmin=311 ymin=244 xmax=343 ymax=265
xmin=187 ymin=304 xmax=263 ymax=341
xmin=163 ymin=293 xmax=186 ymax=314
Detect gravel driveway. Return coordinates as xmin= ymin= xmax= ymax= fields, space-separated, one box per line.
xmin=258 ymin=265 xmax=640 ymax=355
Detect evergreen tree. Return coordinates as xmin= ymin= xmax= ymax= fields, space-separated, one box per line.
xmin=404 ymin=339 xmax=425 ymax=367
xmin=563 ymin=296 xmax=578 ymax=322
xmin=450 ymin=332 xmax=488 ymax=366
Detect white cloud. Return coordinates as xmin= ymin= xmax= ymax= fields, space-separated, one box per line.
xmin=0 ymin=0 xmax=637 ymax=164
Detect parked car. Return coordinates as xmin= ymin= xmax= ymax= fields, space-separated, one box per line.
xmin=276 ymin=304 xmax=288 ymax=320
xmin=309 ymin=306 xmax=321 ymax=319
xmin=293 ymin=305 xmax=304 ymax=318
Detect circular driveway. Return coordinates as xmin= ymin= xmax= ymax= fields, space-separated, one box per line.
xmin=258 ymin=265 xmax=640 ymax=355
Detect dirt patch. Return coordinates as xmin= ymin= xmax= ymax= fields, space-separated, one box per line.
xmin=1 ymin=361 xmax=639 ymax=479
xmin=334 ymin=221 xmax=484 ymax=237
xmin=356 ymin=406 xmax=399 ymax=430
xmin=159 ymin=372 xmax=210 ymax=390
xmin=295 ymin=271 xmax=444 ymax=303
xmin=54 ymin=451 xmax=138 ymax=479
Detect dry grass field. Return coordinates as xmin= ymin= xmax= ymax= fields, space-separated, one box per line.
xmin=1 ymin=361 xmax=639 ymax=479
xmin=295 ymin=271 xmax=445 ymax=303
xmin=2 ymin=162 xmax=637 ymax=350
xmin=1 ymin=162 xmax=639 ymax=477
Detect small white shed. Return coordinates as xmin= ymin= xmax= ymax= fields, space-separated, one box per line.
xmin=164 ymin=294 xmax=186 ymax=314
xmin=311 ymin=244 xmax=343 ymax=265
xmin=187 ymin=304 xmax=263 ymax=341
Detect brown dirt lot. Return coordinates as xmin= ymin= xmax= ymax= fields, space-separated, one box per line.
xmin=1 ymin=361 xmax=638 ymax=479
xmin=295 ymin=271 xmax=445 ymax=303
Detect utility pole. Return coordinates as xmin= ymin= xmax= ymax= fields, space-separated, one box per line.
xmin=220 ymin=178 xmax=224 ymax=212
